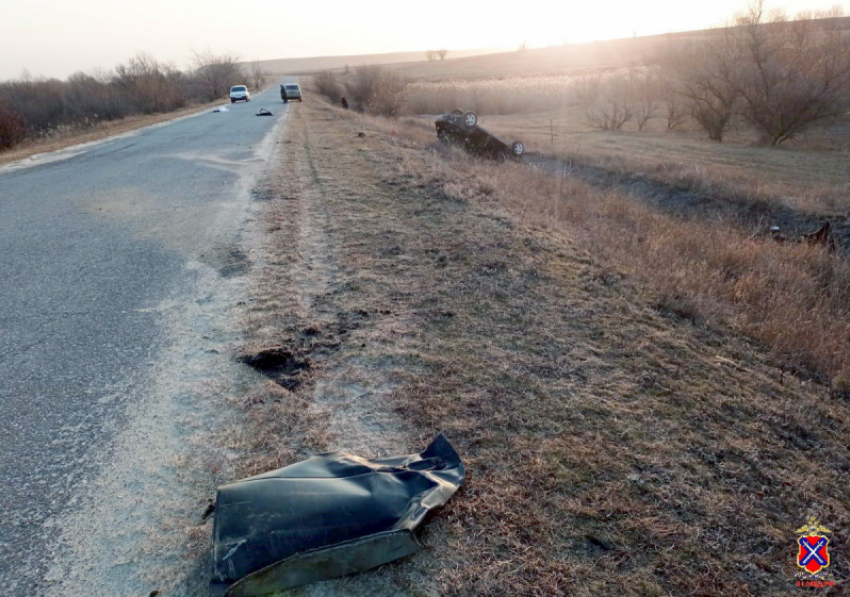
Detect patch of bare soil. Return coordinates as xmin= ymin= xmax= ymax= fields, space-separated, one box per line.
xmin=237 ymin=97 xmax=850 ymax=596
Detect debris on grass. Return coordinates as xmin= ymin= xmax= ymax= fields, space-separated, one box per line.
xmin=211 ymin=434 xmax=464 ymax=596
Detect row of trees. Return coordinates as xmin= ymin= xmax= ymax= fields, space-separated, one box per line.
xmin=0 ymin=51 xmax=259 ymax=150
xmin=579 ymin=2 xmax=850 ymax=145
xmin=426 ymin=49 xmax=449 ymax=61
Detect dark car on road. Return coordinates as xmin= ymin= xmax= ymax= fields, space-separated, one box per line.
xmin=281 ymin=83 xmax=303 ymax=102
xmin=435 ymin=110 xmax=524 ymax=158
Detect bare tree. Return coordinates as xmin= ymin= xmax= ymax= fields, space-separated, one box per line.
xmin=659 ymin=2 xmax=850 ymax=145
xmin=437 ymin=49 xmax=448 ymax=60
xmin=632 ymin=68 xmax=662 ymax=131
xmin=191 ymin=50 xmax=244 ymax=102
xmin=426 ymin=50 xmax=437 ymax=62
xmin=665 ymin=98 xmax=688 ymax=130
xmin=726 ymin=1 xmax=850 ymax=145
xmin=665 ymin=33 xmax=740 ymax=142
xmin=65 ymin=71 xmax=130 ymax=121
xmin=112 ymin=52 xmax=187 ymax=113
xmin=584 ymin=74 xmax=634 ymax=130
xmin=249 ymin=60 xmax=268 ymax=90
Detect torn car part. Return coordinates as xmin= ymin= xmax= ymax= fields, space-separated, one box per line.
xmin=211 ymin=434 xmax=465 ymax=596
xmin=435 ymin=109 xmax=525 ymax=158
xmin=802 ymin=221 xmax=837 ymax=252
xmin=770 ymin=221 xmax=837 ymax=253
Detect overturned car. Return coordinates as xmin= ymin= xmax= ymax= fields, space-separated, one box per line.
xmin=435 ymin=110 xmax=525 ymax=158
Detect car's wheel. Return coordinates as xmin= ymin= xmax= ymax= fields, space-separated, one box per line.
xmin=230 ymin=99 xmax=235 ymax=103
xmin=511 ymin=141 xmax=525 ymax=156
xmin=462 ymin=111 xmax=477 ymax=128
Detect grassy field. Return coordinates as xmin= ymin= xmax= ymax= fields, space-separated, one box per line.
xmin=394 ymin=72 xmax=850 ymax=385
xmin=233 ymin=93 xmax=850 ymax=596
xmin=453 ymin=109 xmax=850 ymax=216
xmin=407 ymin=72 xmax=601 ymax=116
xmin=395 ymin=25 xmax=850 ymax=221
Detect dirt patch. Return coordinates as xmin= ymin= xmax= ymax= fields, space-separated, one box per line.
xmin=200 ymin=245 xmax=251 ymax=278
xmin=241 ymin=347 xmax=311 ymax=390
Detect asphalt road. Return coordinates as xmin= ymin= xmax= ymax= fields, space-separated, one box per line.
xmin=0 ymin=84 xmax=289 ymax=595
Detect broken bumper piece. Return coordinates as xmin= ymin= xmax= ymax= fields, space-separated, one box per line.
xmin=211 ymin=434 xmax=465 ymax=596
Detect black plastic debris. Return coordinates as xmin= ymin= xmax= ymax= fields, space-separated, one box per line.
xmin=211 ymin=434 xmax=464 ymax=596
xmin=256 ymin=108 xmax=273 ymax=117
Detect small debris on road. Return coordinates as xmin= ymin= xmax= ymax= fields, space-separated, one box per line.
xmin=255 ymin=109 xmax=273 ymax=117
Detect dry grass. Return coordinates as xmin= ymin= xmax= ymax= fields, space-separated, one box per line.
xmin=407 ymin=71 xmax=607 ymax=115
xmin=415 ymin=107 xmax=850 ymax=217
xmin=446 ymin=153 xmax=850 ymax=384
xmin=238 ymin=96 xmax=850 ymax=596
xmin=380 ymin=104 xmax=850 ymax=384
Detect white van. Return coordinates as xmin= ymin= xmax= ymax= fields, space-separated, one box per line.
xmin=229 ymin=85 xmax=250 ymax=103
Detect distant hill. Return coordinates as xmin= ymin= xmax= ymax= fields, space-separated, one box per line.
xmin=253 ymin=48 xmax=507 ymax=76
xmin=388 ymin=16 xmax=850 ymax=81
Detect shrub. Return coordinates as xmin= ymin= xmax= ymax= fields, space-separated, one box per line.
xmin=112 ymin=53 xmax=189 ymax=113
xmin=0 ymin=51 xmax=226 ymax=151
xmin=348 ymin=65 xmax=408 ymax=117
xmin=314 ymin=71 xmax=343 ymax=102
xmin=583 ymin=74 xmax=635 ymax=130
xmin=0 ymin=103 xmax=27 ymax=149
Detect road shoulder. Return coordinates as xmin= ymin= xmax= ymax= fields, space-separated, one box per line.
xmin=230 ymin=97 xmax=850 ymax=596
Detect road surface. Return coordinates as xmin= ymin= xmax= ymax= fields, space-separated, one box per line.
xmin=0 ymin=84 xmax=289 ymax=596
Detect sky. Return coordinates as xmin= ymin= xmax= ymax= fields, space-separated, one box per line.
xmin=1 ymin=0 xmax=846 ymax=80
